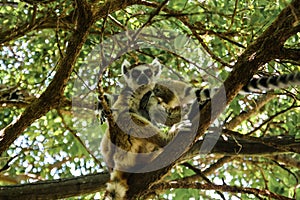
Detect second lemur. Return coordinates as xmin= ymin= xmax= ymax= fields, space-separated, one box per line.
xmin=100 ymin=59 xmax=191 ymax=199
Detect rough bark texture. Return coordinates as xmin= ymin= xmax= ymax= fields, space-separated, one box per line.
xmin=0 ymin=0 xmax=95 ymax=153
xmin=0 ymin=135 xmax=298 ymax=199
xmin=0 ymin=0 xmax=143 ymax=154
xmin=0 ymin=0 xmax=299 ymax=199
xmin=125 ymin=1 xmax=300 ymax=198
xmin=0 ymin=173 xmax=109 ymax=200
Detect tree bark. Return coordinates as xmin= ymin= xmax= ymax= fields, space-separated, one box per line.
xmin=0 ymin=135 xmax=298 ymax=199
xmin=125 ymin=1 xmax=300 ymax=198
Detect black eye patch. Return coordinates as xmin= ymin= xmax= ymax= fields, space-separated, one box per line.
xmin=131 ymin=69 xmax=141 ymax=78
xmin=144 ymin=69 xmax=153 ymax=77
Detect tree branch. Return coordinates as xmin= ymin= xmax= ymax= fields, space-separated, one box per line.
xmin=0 ymin=134 xmax=298 ymax=199
xmin=225 ymin=93 xmax=276 ymax=130
xmin=181 ymin=134 xmax=299 ymax=163
xmin=0 ymin=173 xmax=109 ymax=200
xmin=124 ymin=1 xmax=300 ymax=198
xmin=0 ymin=0 xmax=144 ymax=154
xmin=151 ymin=182 xmax=293 ymax=200
xmin=271 ymin=154 xmax=300 ymax=169
xmin=194 ymin=0 xmax=300 ymax=143
xmin=0 ymin=0 xmax=94 ymax=154
xmin=276 ymin=47 xmax=300 ymax=63
xmin=223 ymin=129 xmax=300 ymax=154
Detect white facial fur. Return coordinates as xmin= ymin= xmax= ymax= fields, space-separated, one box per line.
xmin=122 ymin=58 xmax=162 ymax=91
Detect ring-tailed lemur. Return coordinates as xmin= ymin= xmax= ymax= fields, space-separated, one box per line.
xmin=100 ymin=59 xmax=300 ymax=129
xmin=143 ymin=71 xmax=300 ymax=127
xmin=100 ymin=59 xmax=300 ymax=199
xmin=100 ymin=59 xmax=191 ymax=199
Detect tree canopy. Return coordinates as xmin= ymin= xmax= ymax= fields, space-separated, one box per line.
xmin=0 ymin=0 xmax=300 ymax=199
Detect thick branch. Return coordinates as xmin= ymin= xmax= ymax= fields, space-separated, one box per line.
xmin=0 ymin=0 xmax=94 ymax=154
xmin=194 ymin=0 xmax=300 ymax=143
xmin=0 ymin=173 xmax=109 ymax=200
xmin=181 ymin=134 xmax=299 ymax=163
xmin=0 ymin=134 xmax=298 ymax=199
xmin=223 ymin=129 xmax=300 ymax=154
xmin=0 ymin=0 xmax=144 ymax=154
xmin=276 ymin=47 xmax=300 ymax=63
xmin=125 ymin=1 xmax=300 ymax=198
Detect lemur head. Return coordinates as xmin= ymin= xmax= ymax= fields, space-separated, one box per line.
xmin=122 ymin=58 xmax=162 ymax=91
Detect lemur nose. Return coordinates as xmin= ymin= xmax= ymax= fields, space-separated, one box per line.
xmin=137 ymin=74 xmax=149 ymax=85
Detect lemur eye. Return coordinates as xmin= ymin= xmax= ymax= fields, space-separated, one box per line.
xmin=144 ymin=69 xmax=153 ymax=77
xmin=131 ymin=69 xmax=141 ymax=78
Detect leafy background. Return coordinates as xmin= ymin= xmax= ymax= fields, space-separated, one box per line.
xmin=0 ymin=0 xmax=299 ymax=199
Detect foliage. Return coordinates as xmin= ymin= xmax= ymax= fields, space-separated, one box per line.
xmin=0 ymin=0 xmax=299 ymax=199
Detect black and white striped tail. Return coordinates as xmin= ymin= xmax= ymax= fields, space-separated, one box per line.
xmin=195 ymin=72 xmax=300 ymax=102
xmin=241 ymin=72 xmax=300 ymax=93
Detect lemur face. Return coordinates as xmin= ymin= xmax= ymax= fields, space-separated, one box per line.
xmin=122 ymin=59 xmax=162 ymax=91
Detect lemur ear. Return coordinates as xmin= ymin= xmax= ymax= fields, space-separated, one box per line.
xmin=121 ymin=59 xmax=131 ymax=77
xmin=151 ymin=58 xmax=162 ymax=77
